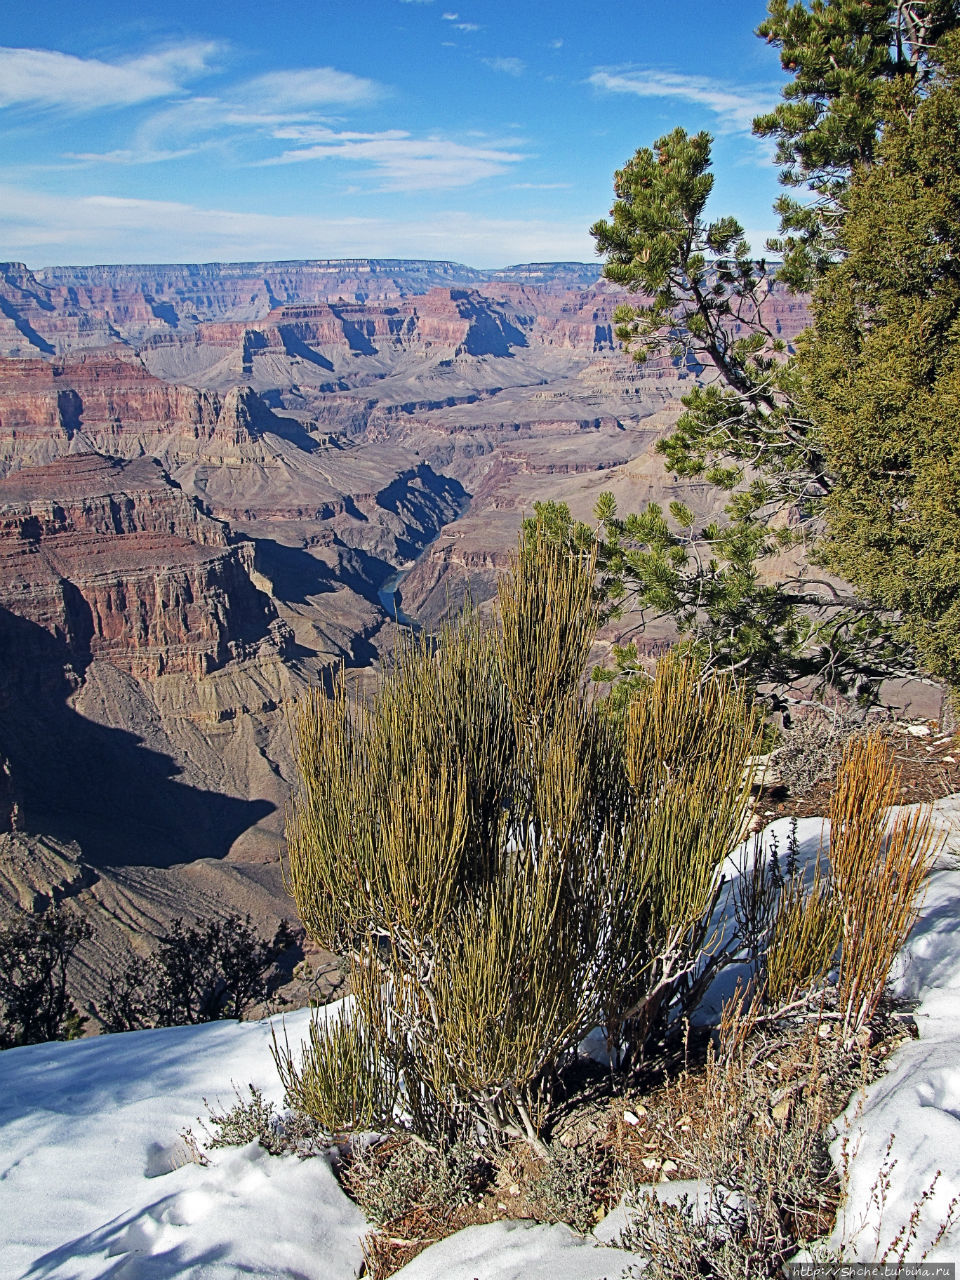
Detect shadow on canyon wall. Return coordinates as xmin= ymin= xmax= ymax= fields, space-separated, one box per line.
xmin=0 ymin=608 xmax=274 ymax=870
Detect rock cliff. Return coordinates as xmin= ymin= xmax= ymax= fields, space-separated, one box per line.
xmin=0 ymin=256 xmax=813 ymax=1014
xmin=0 ymin=455 xmax=278 ymax=679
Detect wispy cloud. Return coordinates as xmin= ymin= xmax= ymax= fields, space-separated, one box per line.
xmin=483 ymin=57 xmax=525 ymax=76
xmin=63 ymin=146 xmax=204 ymax=166
xmin=0 ymin=43 xmax=383 ymax=156
xmin=76 ymin=63 xmax=389 ymax=167
xmin=588 ymin=68 xmax=779 ymax=135
xmin=5 ymin=40 xmax=507 ymax=193
xmin=0 ymin=184 xmax=595 ymax=268
xmin=442 ymin=12 xmax=480 ymax=29
xmin=261 ymin=130 xmax=526 ymax=190
xmin=0 ymin=43 xmax=219 ymax=112
xmin=239 ymin=67 xmax=383 ymax=109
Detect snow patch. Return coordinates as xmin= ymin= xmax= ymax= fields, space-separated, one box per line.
xmin=392 ymin=1219 xmax=634 ymax=1279
xmin=3 ymin=801 xmax=960 ymax=1276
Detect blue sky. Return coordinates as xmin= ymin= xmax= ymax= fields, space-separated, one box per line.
xmin=0 ymin=0 xmax=788 ymax=269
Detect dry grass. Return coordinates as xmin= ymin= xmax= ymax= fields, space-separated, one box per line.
xmin=829 ymin=733 xmax=939 ymax=1041
xmin=602 ymin=1006 xmax=915 ymax=1280
xmin=335 ymin=997 xmax=920 ymax=1279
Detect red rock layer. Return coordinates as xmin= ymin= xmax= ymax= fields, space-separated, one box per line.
xmin=0 ymin=353 xmax=270 ymax=474
xmin=0 ymin=455 xmax=276 ymax=678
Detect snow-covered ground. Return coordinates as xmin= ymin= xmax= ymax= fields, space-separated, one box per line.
xmin=2 ymin=804 xmax=959 ymax=1278
xmin=0 ymin=1008 xmax=367 ymax=1279
xmin=0 ymin=996 xmax=635 ymax=1278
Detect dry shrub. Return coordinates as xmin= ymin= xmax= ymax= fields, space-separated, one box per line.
xmin=527 ymin=1141 xmax=606 ymax=1234
xmin=752 ymin=732 xmax=936 ymax=1030
xmin=344 ymin=1134 xmax=483 ymax=1228
xmin=612 ymin=1011 xmax=869 ymax=1279
xmin=181 ymin=1084 xmax=326 ymax=1164
xmin=343 ymin=1135 xmax=490 ymax=1280
xmin=277 ymin=545 xmax=942 ymax=1273
xmin=829 ymin=733 xmax=939 ymax=1041
xmin=774 ymin=707 xmax=861 ymax=797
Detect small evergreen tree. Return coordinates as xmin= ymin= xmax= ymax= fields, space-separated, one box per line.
xmin=587 ymin=0 xmax=960 ymax=702
xmin=0 ymin=907 xmax=90 ymax=1048
xmin=100 ymin=914 xmax=296 ymax=1031
xmin=755 ymin=0 xmax=959 ymax=289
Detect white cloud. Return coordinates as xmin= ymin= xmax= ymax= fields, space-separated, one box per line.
xmin=0 ymin=184 xmax=595 ymax=268
xmin=455 ymin=23 xmax=481 ymax=32
xmin=588 ymin=68 xmax=779 ymax=135
xmin=51 ymin=64 xmax=500 ymax=194
xmin=261 ymin=131 xmax=526 ymax=190
xmin=442 ymin=11 xmax=459 ymax=18
xmin=63 ymin=146 xmax=204 ymax=166
xmin=270 ymin=126 xmax=408 ymax=144
xmin=96 ymin=65 xmax=388 ymax=166
xmin=483 ymin=57 xmax=525 ymax=76
xmin=0 ymin=42 xmax=219 ymax=112
xmin=239 ymin=67 xmax=383 ymax=110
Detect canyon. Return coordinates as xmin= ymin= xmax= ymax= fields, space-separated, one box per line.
xmin=0 ymin=257 xmax=809 ymax=1010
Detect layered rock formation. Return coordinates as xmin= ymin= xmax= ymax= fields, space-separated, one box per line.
xmin=0 ymin=351 xmax=291 ymax=472
xmin=0 ymin=260 xmax=604 ymax=356
xmin=0 ymin=256 xmax=813 ymax=1015
xmin=0 ymin=455 xmax=279 ymax=678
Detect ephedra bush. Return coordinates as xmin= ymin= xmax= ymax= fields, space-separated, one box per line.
xmin=280 ymin=537 xmax=762 ymax=1147
xmin=280 ymin=537 xmax=937 ymax=1156
xmin=756 ymin=732 xmax=938 ymax=1044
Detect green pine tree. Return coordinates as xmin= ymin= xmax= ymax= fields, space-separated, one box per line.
xmin=803 ymin=34 xmax=960 ymax=686
xmin=586 ymin=0 xmax=960 ymax=704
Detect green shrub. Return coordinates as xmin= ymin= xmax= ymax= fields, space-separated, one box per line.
xmin=283 ymin=537 xmax=762 ymax=1147
xmin=273 ymin=1008 xmax=399 ymax=1135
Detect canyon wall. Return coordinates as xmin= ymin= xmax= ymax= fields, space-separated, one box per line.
xmin=0 ymin=256 xmax=812 ymax=1015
